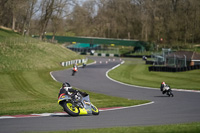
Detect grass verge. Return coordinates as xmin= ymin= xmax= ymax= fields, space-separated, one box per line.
xmin=108 ymin=58 xmax=200 ymax=90
xmin=31 ymin=122 xmax=200 ymax=133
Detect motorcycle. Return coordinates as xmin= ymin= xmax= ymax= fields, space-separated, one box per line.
xmin=72 ymin=66 xmax=78 ymax=76
xmin=58 ymin=91 xmax=99 ymax=116
xmin=163 ymin=86 xmax=174 ymax=97
xmin=82 ymin=63 xmax=86 ymax=68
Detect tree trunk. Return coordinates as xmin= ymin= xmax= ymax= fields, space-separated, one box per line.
xmin=39 ymin=0 xmax=55 ymax=40
xmin=128 ymin=32 xmax=130 ymax=39
xmin=12 ymin=13 xmax=16 ymax=30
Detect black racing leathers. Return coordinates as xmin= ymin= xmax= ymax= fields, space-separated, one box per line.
xmin=58 ymin=88 xmax=88 ymax=98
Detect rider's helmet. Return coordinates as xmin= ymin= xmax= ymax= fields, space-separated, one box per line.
xmin=161 ymin=82 xmax=165 ymax=85
xmin=161 ymin=82 xmax=167 ymax=87
xmin=73 ymin=63 xmax=77 ymax=67
xmin=62 ymin=82 xmax=72 ymax=91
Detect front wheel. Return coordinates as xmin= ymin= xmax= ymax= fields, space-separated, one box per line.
xmin=167 ymin=90 xmax=174 ymax=97
xmin=91 ymin=103 xmax=99 ymax=115
xmin=60 ymin=101 xmax=80 ymax=116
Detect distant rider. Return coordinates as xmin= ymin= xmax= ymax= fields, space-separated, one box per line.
xmin=142 ymin=56 xmax=147 ymax=61
xmin=72 ymin=63 xmax=78 ymax=76
xmin=73 ymin=63 xmax=78 ymax=71
xmin=160 ymin=81 xmax=170 ymax=94
xmin=82 ymin=61 xmax=86 ymax=68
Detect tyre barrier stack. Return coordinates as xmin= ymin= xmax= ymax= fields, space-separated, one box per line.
xmin=148 ymin=65 xmax=200 ymax=72
xmin=61 ymin=58 xmax=88 ymax=67
xmin=92 ymin=53 xmax=120 ymax=57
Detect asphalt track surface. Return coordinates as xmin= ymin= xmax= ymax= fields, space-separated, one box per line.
xmin=1 ymin=56 xmax=200 ymax=133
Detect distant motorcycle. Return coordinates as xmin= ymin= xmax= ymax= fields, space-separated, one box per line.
xmin=72 ymin=66 xmax=78 ymax=76
xmin=82 ymin=63 xmax=86 ymax=68
xmin=163 ymin=85 xmax=174 ymax=97
xmin=58 ymin=91 xmax=99 ymax=116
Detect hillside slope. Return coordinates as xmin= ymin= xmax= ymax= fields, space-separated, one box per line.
xmin=0 ymin=27 xmax=20 ymax=38
xmin=0 ymin=28 xmax=83 ymax=71
xmin=0 ymin=28 xmax=84 ymax=115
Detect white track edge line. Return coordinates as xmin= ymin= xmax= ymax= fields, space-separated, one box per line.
xmin=99 ymin=101 xmax=154 ymax=112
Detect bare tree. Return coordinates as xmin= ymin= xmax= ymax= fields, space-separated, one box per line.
xmin=1 ymin=0 xmax=200 ymax=46
xmin=25 ymin=0 xmax=38 ymax=36
xmin=38 ymin=0 xmax=55 ymax=40
xmin=50 ymin=0 xmax=69 ymax=41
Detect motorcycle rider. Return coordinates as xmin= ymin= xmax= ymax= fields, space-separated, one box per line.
xmin=82 ymin=61 xmax=86 ymax=68
xmin=160 ymin=81 xmax=170 ymax=94
xmin=73 ymin=63 xmax=78 ymax=71
xmin=58 ymin=82 xmax=87 ymax=99
xmin=72 ymin=63 xmax=78 ymax=76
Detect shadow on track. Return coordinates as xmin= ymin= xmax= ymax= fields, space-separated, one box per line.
xmin=154 ymin=96 xmax=173 ymax=98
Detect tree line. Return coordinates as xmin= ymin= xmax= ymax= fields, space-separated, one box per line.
xmin=1 ymin=0 xmax=200 ymax=47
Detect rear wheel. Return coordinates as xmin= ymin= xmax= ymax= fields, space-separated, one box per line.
xmin=72 ymin=71 xmax=75 ymax=76
xmin=60 ymin=101 xmax=80 ymax=116
xmin=91 ymin=103 xmax=99 ymax=115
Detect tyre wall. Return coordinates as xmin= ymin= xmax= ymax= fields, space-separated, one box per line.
xmin=148 ymin=65 xmax=200 ymax=72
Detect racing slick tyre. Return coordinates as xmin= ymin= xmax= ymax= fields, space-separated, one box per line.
xmin=167 ymin=92 xmax=174 ymax=97
xmin=72 ymin=71 xmax=75 ymax=76
xmin=60 ymin=101 xmax=80 ymax=116
xmin=168 ymin=90 xmax=174 ymax=97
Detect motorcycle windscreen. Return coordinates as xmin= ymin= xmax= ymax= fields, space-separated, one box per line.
xmin=81 ymin=95 xmax=92 ymax=114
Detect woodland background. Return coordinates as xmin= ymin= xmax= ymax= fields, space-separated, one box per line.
xmin=0 ymin=0 xmax=200 ymax=47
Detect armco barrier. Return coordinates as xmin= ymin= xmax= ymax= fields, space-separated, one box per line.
xmin=149 ymin=65 xmax=200 ymax=72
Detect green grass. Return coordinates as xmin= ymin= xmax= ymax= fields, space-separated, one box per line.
xmin=108 ymin=58 xmax=200 ymax=90
xmin=0 ymin=28 xmax=21 ymax=39
xmin=32 ymin=122 xmax=200 ymax=133
xmin=0 ymin=28 xmax=81 ymax=115
xmin=0 ymin=69 xmax=149 ymax=116
xmin=0 ymin=38 xmax=82 ymax=71
xmin=0 ymin=28 xmax=148 ymax=116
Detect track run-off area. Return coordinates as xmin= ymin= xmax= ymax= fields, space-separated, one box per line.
xmin=0 ymin=56 xmax=200 ymax=133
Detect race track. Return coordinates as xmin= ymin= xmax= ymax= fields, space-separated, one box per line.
xmin=1 ymin=56 xmax=200 ymax=133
